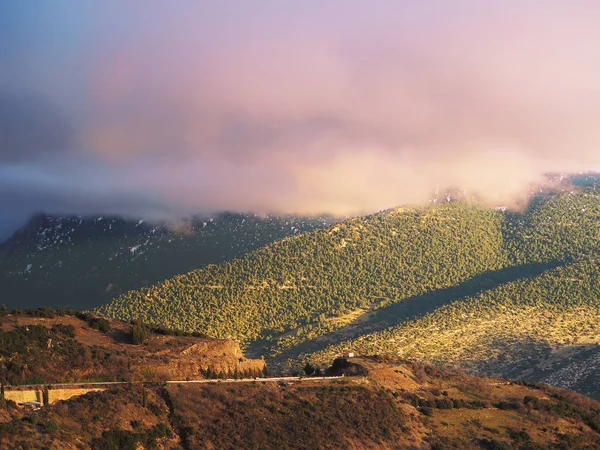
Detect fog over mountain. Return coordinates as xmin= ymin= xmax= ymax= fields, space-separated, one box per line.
xmin=2 ymin=1 xmax=600 ymax=236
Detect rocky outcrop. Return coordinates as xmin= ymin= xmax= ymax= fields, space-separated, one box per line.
xmin=151 ymin=339 xmax=265 ymax=380
xmin=0 ymin=315 xmax=266 ymax=384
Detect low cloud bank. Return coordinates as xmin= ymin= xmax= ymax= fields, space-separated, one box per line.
xmin=1 ymin=1 xmax=600 ymax=233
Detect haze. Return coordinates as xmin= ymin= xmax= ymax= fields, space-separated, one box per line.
xmin=2 ymin=1 xmax=600 ymax=238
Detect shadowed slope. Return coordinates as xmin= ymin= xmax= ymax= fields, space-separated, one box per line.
xmin=0 ymin=213 xmax=331 ymax=310
xmin=263 ymin=260 xmax=565 ymax=362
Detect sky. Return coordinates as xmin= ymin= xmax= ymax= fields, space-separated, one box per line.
xmin=1 ymin=1 xmax=600 ymax=239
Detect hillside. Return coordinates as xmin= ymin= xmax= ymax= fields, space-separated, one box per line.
xmin=97 ymin=201 xmax=510 ymax=340
xmin=0 ymin=212 xmax=331 ymax=310
xmin=0 ymin=310 xmax=264 ymax=385
xmin=1 ymin=356 xmax=599 ymax=449
xmin=303 ymin=259 xmax=600 ymax=398
xmin=95 ymin=190 xmax=600 ymax=395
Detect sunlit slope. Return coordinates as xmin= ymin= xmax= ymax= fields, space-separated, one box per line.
xmin=96 ymin=203 xmax=510 ymax=341
xmin=506 ymin=191 xmax=600 ymax=263
xmin=304 ymin=258 xmax=600 ymax=371
xmin=96 ymin=191 xmax=600 ymax=372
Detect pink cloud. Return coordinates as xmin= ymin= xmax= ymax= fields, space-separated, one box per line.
xmin=5 ymin=1 xmax=600 ymax=219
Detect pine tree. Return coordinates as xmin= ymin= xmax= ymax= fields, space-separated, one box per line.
xmin=131 ymin=319 xmax=149 ymax=345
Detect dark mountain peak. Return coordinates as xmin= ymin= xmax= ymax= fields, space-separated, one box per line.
xmin=0 ymin=211 xmax=334 ymax=310
xmin=0 ymin=212 xmax=52 ymax=254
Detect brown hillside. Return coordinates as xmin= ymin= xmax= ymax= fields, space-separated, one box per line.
xmin=0 ymin=314 xmax=264 ymax=385
xmin=1 ymin=356 xmax=599 ymax=449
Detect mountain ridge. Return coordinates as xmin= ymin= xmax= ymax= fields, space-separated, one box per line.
xmin=0 ymin=212 xmax=334 ymax=310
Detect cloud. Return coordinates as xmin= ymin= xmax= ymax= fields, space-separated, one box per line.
xmin=1 ymin=0 xmax=600 ymax=234
xmin=0 ymin=92 xmax=73 ymax=162
xmin=0 ymin=160 xmax=180 ymax=241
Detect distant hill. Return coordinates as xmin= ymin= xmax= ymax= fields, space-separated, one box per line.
xmin=1 ymin=356 xmax=599 ymax=449
xmin=95 ymin=188 xmax=600 ymax=399
xmin=0 ymin=212 xmax=332 ymax=310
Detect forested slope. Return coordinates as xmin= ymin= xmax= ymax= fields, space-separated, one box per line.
xmin=96 ymin=190 xmax=600 ymax=396
xmin=0 ymin=213 xmax=330 ymax=310
xmin=96 ymin=203 xmax=510 ymax=341
xmin=305 ymin=258 xmax=600 ymax=397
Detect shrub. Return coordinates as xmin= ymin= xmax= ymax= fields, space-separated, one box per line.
xmin=44 ymin=419 xmax=58 ymax=434
xmin=420 ymin=407 xmax=434 ymax=416
xmin=131 ymin=320 xmax=149 ymax=345
xmin=435 ymin=398 xmax=454 ymax=410
xmin=51 ymin=324 xmax=76 ymax=338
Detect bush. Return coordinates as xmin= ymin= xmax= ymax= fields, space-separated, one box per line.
xmin=435 ymin=398 xmax=454 ymax=410
xmin=303 ymin=363 xmax=315 ymax=376
xmin=51 ymin=324 xmax=76 ymax=338
xmin=420 ymin=407 xmax=434 ymax=416
xmin=508 ymin=428 xmax=531 ymax=443
xmin=90 ymin=429 xmax=140 ymax=450
xmin=131 ymin=320 xmax=148 ymax=345
xmin=478 ymin=439 xmax=511 ymax=450
xmin=44 ymin=419 xmax=58 ymax=434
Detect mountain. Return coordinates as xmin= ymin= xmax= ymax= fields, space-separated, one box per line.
xmin=95 ymin=188 xmax=600 ymax=398
xmin=1 ymin=355 xmax=599 ymax=449
xmin=97 ymin=201 xmax=509 ymax=338
xmin=0 ymin=212 xmax=333 ymax=310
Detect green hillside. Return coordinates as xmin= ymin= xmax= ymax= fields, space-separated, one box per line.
xmin=95 ymin=191 xmax=595 ymax=332
xmin=0 ymin=213 xmax=330 ymax=310
xmin=303 ymin=258 xmax=600 ymax=395
xmin=96 ymin=190 xmax=600 ymax=395
xmin=96 ymin=202 xmax=510 ymax=338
